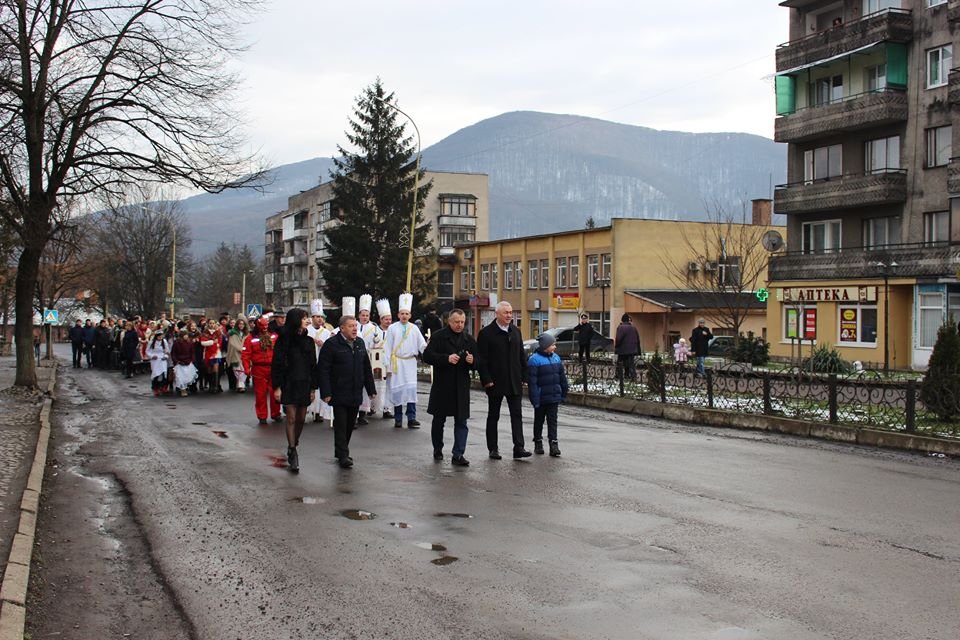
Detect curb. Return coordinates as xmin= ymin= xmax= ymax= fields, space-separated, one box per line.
xmin=0 ymin=362 xmax=57 ymax=640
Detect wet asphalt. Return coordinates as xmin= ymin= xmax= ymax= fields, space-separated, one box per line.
xmin=51 ymin=345 xmax=960 ymax=640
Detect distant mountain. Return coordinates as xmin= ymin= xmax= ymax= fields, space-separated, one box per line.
xmin=177 ymin=111 xmax=785 ymax=252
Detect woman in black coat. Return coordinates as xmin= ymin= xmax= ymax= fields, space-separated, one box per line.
xmin=120 ymin=321 xmax=140 ymax=379
xmin=271 ymin=308 xmax=320 ymax=473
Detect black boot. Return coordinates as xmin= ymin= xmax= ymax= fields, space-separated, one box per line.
xmin=287 ymin=447 xmax=299 ymax=473
xmin=534 ymin=440 xmax=544 ymax=455
xmin=549 ymin=441 xmax=561 ymax=457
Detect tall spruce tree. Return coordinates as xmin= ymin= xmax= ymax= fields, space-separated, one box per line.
xmin=321 ymin=80 xmax=434 ymax=312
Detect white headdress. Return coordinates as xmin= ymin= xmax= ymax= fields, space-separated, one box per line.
xmin=310 ymin=299 xmax=324 ymax=317
xmin=341 ymin=296 xmax=356 ymax=318
xmin=398 ymin=293 xmax=413 ymax=313
xmin=358 ymin=294 xmax=372 ymax=313
xmin=376 ymin=298 xmax=392 ymax=318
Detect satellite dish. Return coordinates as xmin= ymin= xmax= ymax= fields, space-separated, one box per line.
xmin=762 ymin=230 xmax=784 ymax=252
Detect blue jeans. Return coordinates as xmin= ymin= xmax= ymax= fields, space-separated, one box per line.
xmin=394 ymin=402 xmax=416 ymax=425
xmin=696 ymin=356 xmax=706 ymax=376
xmin=431 ymin=414 xmax=468 ymax=458
xmin=533 ymin=403 xmax=559 ymax=443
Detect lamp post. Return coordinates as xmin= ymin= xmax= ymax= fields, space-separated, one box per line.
xmin=241 ymin=269 xmax=255 ymax=316
xmin=593 ymin=270 xmax=611 ymax=336
xmin=874 ymin=260 xmax=899 ymax=375
xmin=372 ymin=96 xmax=420 ymax=293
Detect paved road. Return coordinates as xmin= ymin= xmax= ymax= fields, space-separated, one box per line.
xmin=35 ymin=345 xmax=960 ymax=639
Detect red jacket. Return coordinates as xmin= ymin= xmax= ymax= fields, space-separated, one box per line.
xmin=242 ymin=331 xmax=277 ymax=373
xmin=199 ymin=328 xmax=223 ymax=361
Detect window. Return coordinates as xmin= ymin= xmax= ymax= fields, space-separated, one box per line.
xmin=556 ymin=257 xmax=568 ymax=289
xmin=491 ymin=263 xmax=498 ymax=290
xmin=440 ymin=195 xmax=477 ymax=217
xmin=528 ymin=260 xmax=539 ymax=289
xmin=587 ymin=312 xmax=609 ymax=335
xmin=601 ymin=253 xmax=612 ymax=280
xmin=865 ymin=64 xmax=887 ymax=92
xmin=480 ymin=264 xmax=490 ymax=291
xmin=920 ymin=292 xmax=944 ymax=348
xmin=810 ymin=75 xmax=843 ymax=106
xmin=865 ymin=0 xmax=901 ymax=14
xmin=469 ymin=266 xmax=476 ymax=291
xmin=924 ymin=211 xmax=950 ymax=244
xmin=540 ymin=259 xmax=549 ymax=289
xmin=529 ymin=312 xmax=549 ymax=337
xmin=862 ymin=216 xmax=901 ymax=249
xmin=926 ymin=126 xmax=951 ymax=167
xmin=439 ymin=227 xmax=475 ymax=248
xmin=783 ymin=307 xmax=816 ymax=340
xmin=803 ymin=144 xmax=842 ymax=182
xmin=586 ymin=255 xmax=599 ymax=286
xmin=504 ymin=262 xmax=513 ymax=290
xmin=570 ymin=256 xmax=580 ymax=288
xmin=927 ymin=45 xmax=952 ymax=88
xmin=865 ymin=136 xmax=900 ymax=174
xmin=438 ymin=270 xmax=454 ymax=301
xmin=512 ymin=311 xmax=521 ymax=328
xmin=514 ymin=261 xmax=522 ymax=288
xmin=929 ymin=0 xmax=947 ymax=7
xmin=802 ymin=220 xmax=842 ymax=254
xmin=460 ymin=267 xmax=469 ymax=292
xmin=718 ymin=257 xmax=741 ymax=288
xmin=838 ymin=306 xmax=878 ymax=345
xmin=293 ymin=210 xmax=307 ymax=229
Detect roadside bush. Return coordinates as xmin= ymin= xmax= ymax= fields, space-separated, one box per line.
xmin=920 ymin=323 xmax=960 ymax=420
xmin=647 ymin=350 xmax=665 ymax=396
xmin=730 ymin=332 xmax=769 ymax=366
xmin=801 ymin=344 xmax=853 ymax=374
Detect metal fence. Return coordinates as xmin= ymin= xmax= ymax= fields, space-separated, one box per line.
xmin=565 ymin=357 xmax=960 ymax=440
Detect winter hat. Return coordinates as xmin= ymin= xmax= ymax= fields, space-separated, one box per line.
xmin=537 ymin=332 xmax=556 ymax=351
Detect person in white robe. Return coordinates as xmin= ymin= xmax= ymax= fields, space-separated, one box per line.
xmin=373 ymin=298 xmax=392 ymax=419
xmin=383 ymin=293 xmax=426 ymax=428
xmin=356 ymin=294 xmax=384 ymax=424
xmin=306 ymin=299 xmax=333 ymax=423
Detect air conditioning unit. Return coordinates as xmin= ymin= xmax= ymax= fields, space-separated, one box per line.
xmin=687 ymin=261 xmax=700 ymax=273
xmin=462 ymin=248 xmax=473 ymax=259
xmin=704 ymin=261 xmax=719 ymax=272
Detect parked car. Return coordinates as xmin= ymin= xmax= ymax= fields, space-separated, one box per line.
xmin=708 ymin=335 xmax=736 ymax=357
xmin=522 ymin=326 xmax=614 ymax=359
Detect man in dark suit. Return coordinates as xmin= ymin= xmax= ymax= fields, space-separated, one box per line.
xmin=477 ymin=301 xmax=531 ymax=460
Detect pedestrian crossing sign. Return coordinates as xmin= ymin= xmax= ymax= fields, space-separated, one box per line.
xmin=246 ymin=303 xmax=262 ymax=318
xmin=43 ymin=309 xmax=59 ymax=324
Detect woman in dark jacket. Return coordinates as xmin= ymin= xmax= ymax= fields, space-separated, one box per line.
xmin=120 ymin=321 xmax=140 ymax=378
xmin=271 ymin=308 xmax=319 ymax=473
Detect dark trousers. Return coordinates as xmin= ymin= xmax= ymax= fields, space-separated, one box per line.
xmin=485 ymin=391 xmax=524 ymax=452
xmin=71 ymin=341 xmax=83 ymax=367
xmin=533 ymin=403 xmax=559 ymax=443
xmin=616 ymin=354 xmax=637 ymax=381
xmin=84 ymin=344 xmax=94 ymax=367
xmin=333 ymin=405 xmax=359 ymax=461
xmin=431 ymin=414 xmax=468 ymax=458
xmin=578 ymin=344 xmax=590 ymax=364
xmin=393 ymin=402 xmax=416 ymax=425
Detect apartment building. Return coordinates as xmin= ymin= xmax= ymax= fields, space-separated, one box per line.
xmin=453 ymin=205 xmax=783 ymax=352
xmin=770 ymin=0 xmax=960 ymax=369
xmin=264 ymin=171 xmax=489 ymax=310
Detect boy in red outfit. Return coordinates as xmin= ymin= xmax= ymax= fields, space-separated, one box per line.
xmin=242 ymin=316 xmax=282 ymax=424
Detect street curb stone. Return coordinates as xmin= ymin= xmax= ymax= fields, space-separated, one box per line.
xmin=0 ymin=362 xmax=57 ymax=640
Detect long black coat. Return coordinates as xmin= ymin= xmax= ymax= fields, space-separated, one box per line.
xmin=271 ymin=331 xmax=320 ymax=390
xmin=476 ymin=321 xmax=527 ymax=396
xmin=317 ymin=332 xmax=376 ymax=407
xmin=422 ymin=326 xmax=478 ymax=419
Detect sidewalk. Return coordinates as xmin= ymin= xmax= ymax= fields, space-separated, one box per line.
xmin=0 ymin=355 xmax=56 ymax=639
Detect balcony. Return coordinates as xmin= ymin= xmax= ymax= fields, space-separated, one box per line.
xmin=279 ymin=252 xmax=308 ymax=266
xmin=949 ymin=68 xmax=960 ymax=105
xmin=950 ymin=0 xmax=960 ymax=23
xmin=776 ymin=9 xmax=913 ymax=73
xmin=282 ymin=227 xmax=309 ymax=241
xmin=438 ymin=215 xmax=477 ymax=228
xmin=775 ymin=89 xmax=907 ymax=143
xmin=264 ymin=241 xmax=281 ymax=256
xmin=769 ymin=243 xmax=960 ymax=282
xmin=280 ymin=279 xmax=308 ymax=289
xmin=774 ymin=171 xmax=907 ymax=215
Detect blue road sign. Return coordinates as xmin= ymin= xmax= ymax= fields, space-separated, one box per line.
xmin=43 ymin=309 xmax=59 ymax=324
xmin=246 ymin=303 xmax=262 ymax=318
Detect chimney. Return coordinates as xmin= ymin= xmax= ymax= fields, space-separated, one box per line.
xmin=751 ymin=198 xmax=772 ymax=226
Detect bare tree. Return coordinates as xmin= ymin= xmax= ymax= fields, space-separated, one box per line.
xmin=660 ymin=202 xmax=772 ymax=342
xmin=0 ymin=0 xmax=265 ymax=387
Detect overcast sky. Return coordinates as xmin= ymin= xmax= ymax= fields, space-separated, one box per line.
xmin=235 ymin=1 xmax=788 ymax=168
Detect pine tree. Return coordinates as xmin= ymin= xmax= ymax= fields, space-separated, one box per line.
xmin=920 ymin=322 xmax=960 ymax=420
xmin=321 ymin=79 xmax=434 ymax=311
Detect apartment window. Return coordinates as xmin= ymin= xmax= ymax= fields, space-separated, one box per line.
xmin=293 ymin=210 xmax=307 ymax=230
xmin=586 ymin=255 xmax=599 ymax=286
xmin=556 ymin=257 xmax=568 ymax=289
xmin=865 ymin=64 xmax=887 ymax=92
xmin=469 ymin=265 xmax=476 ymax=291
xmin=540 ymin=259 xmax=549 ymax=289
xmin=838 ymin=305 xmax=878 ymax=345
xmin=927 ymin=45 xmax=952 ymax=88
xmin=570 ymin=256 xmax=580 ymax=288
xmin=802 ymin=220 xmax=842 ymax=254
xmin=865 ymin=136 xmax=900 ymax=174
xmin=437 ymin=270 xmax=454 ymax=301
xmin=512 ymin=311 xmax=521 ymax=328
xmin=919 ymin=292 xmax=944 ymax=348
xmin=862 ymin=216 xmax=901 ymax=249
xmin=439 ymin=227 xmax=475 ymax=248
xmin=318 ymin=200 xmax=332 ymax=223
xmin=504 ymin=262 xmax=513 ymax=290
xmin=810 ymin=75 xmax=843 ymax=106
xmin=529 ymin=312 xmax=549 ymax=337
xmin=929 ymin=0 xmax=947 ymax=7
xmin=440 ymin=195 xmax=477 ymax=217
xmin=865 ymin=0 xmax=900 ymax=14
xmin=926 ymin=126 xmax=951 ymax=167
xmin=924 ymin=211 xmax=950 ymax=244
xmin=491 ymin=263 xmax=498 ymax=289
xmin=803 ymin=144 xmax=842 ymax=182
xmin=718 ymin=257 xmax=741 ymax=288
xmin=601 ymin=253 xmax=612 ymax=280
xmin=514 ymin=261 xmax=522 ymax=288
xmin=528 ymin=260 xmax=539 ymax=289
xmin=480 ymin=264 xmax=490 ymax=291
xmin=460 ymin=268 xmax=469 ymax=292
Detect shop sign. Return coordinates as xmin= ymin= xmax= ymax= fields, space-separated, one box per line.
xmin=469 ymin=295 xmax=490 ymax=308
xmin=778 ymin=286 xmax=877 ymax=303
xmin=553 ymin=293 xmax=580 ymax=309
xmin=839 ymin=308 xmax=858 ymax=342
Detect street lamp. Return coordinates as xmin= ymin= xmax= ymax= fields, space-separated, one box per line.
xmin=241 ymin=269 xmax=255 ymax=315
xmin=593 ymin=270 xmax=611 ymax=336
xmin=372 ymin=95 xmax=420 ymax=293
xmin=874 ymin=260 xmax=899 ymax=374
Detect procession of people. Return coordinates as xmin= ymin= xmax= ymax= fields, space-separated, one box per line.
xmin=69 ymin=294 xmax=572 ymax=474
